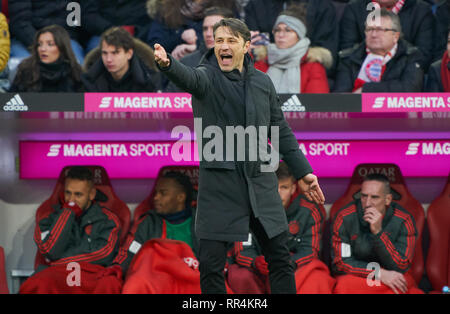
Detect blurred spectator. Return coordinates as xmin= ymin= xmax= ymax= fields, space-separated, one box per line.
xmin=334 ymin=9 xmax=423 ymax=92
xmin=244 ymin=0 xmax=339 ymax=72
xmin=340 ymin=0 xmax=435 ymax=70
xmin=80 ymin=0 xmax=152 ymax=52
xmin=82 ymin=27 xmax=161 ymax=92
xmin=0 ymin=12 xmax=9 ymax=73
xmin=253 ymin=5 xmax=331 ymax=93
xmin=433 ymin=0 xmax=449 ymax=62
xmin=9 ymin=25 xmax=83 ymax=92
xmin=146 ymin=0 xmax=205 ymax=60
xmin=166 ymin=6 xmax=234 ymax=92
xmin=9 ymin=0 xmax=86 ymax=65
xmin=426 ymin=27 xmax=449 ymax=92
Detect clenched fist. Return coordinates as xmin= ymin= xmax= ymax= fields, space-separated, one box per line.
xmin=154 ymin=43 xmax=170 ymax=68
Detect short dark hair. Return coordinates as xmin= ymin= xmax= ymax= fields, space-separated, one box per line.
xmin=213 ymin=18 xmax=251 ymax=43
xmin=204 ymin=6 xmax=234 ymax=19
xmin=66 ymin=166 xmax=94 ymax=186
xmin=162 ymin=171 xmax=194 ymax=208
xmin=101 ymin=27 xmax=135 ymax=51
xmin=276 ymin=162 xmax=295 ymax=182
xmin=363 ymin=173 xmax=391 ymax=195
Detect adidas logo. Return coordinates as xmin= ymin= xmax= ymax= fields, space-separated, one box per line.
xmin=3 ymin=94 xmax=29 ymax=111
xmin=281 ymin=95 xmax=305 ymax=112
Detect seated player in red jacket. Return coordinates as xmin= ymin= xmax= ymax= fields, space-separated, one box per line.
xmin=101 ymin=171 xmax=205 ymax=294
xmin=331 ymin=173 xmax=423 ymax=294
xmin=227 ymin=162 xmax=335 ymax=294
xmin=20 ymin=166 xmax=121 ymax=294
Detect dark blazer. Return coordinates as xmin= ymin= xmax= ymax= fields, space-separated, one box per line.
xmin=333 ymin=39 xmax=424 ymax=92
xmin=158 ymin=49 xmax=313 ymax=241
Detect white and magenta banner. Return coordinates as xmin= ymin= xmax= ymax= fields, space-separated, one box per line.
xmin=19 ymin=140 xmax=449 ymax=179
xmin=362 ymin=93 xmax=450 ymax=112
xmin=84 ymin=93 xmax=192 ymax=112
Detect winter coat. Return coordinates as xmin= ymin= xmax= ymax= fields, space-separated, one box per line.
xmin=81 ymin=38 xmax=162 ymax=92
xmin=433 ymin=0 xmax=449 ymax=62
xmin=331 ymin=200 xmax=417 ymax=277
xmin=81 ymin=0 xmax=152 ymax=40
xmin=9 ymin=0 xmax=83 ymax=48
xmin=10 ymin=58 xmax=83 ymax=92
xmin=254 ymin=46 xmax=332 ymax=93
xmin=145 ymin=0 xmax=203 ymax=53
xmin=34 ymin=200 xmax=121 ymax=267
xmin=425 ymin=59 xmax=445 ymax=92
xmin=157 ymin=49 xmax=313 ymax=241
xmin=244 ymin=0 xmax=339 ymax=70
xmin=339 ymin=0 xmax=435 ymax=70
xmin=333 ymin=39 xmax=424 ymax=92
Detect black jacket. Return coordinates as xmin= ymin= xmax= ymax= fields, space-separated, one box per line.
xmin=35 ymin=201 xmax=121 ymax=267
xmin=9 ymin=0 xmax=83 ymax=48
xmin=10 ymin=59 xmax=83 ymax=92
xmin=81 ymin=0 xmax=152 ymax=40
xmin=434 ymin=0 xmax=449 ymax=62
xmin=158 ymin=49 xmax=313 ymax=241
xmin=244 ymin=0 xmax=339 ymax=69
xmin=113 ymin=209 xmax=198 ymax=273
xmin=340 ymin=0 xmax=435 ymax=70
xmin=333 ymin=39 xmax=424 ymax=92
xmin=331 ymin=200 xmax=417 ymax=277
xmin=81 ymin=39 xmax=161 ymax=92
xmin=425 ymin=60 xmax=445 ymax=92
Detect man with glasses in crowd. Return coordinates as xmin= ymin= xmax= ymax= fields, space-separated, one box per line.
xmin=333 ymin=8 xmax=423 ymax=93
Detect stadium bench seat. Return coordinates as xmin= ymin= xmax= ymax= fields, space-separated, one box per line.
xmin=425 ymin=173 xmax=450 ymax=293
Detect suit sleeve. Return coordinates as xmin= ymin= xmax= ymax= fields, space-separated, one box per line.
xmin=331 ymin=210 xmax=372 ymax=278
xmin=112 ymin=213 xmax=163 ymax=273
xmin=291 ymin=203 xmax=323 ymax=268
xmin=371 ymin=214 xmax=417 ymax=273
xmin=50 ymin=209 xmax=121 ymax=267
xmin=268 ymin=81 xmax=313 ymax=180
xmin=34 ymin=207 xmax=77 ymax=262
xmin=157 ymin=54 xmax=210 ymax=99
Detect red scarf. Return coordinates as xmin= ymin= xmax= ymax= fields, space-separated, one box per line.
xmin=441 ymin=51 xmax=450 ymax=92
xmin=371 ymin=0 xmax=405 ymax=14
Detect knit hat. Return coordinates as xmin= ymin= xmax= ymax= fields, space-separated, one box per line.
xmin=273 ymin=14 xmax=307 ymax=39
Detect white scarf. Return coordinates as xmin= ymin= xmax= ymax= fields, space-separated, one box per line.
xmin=266 ymin=37 xmax=310 ymax=93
